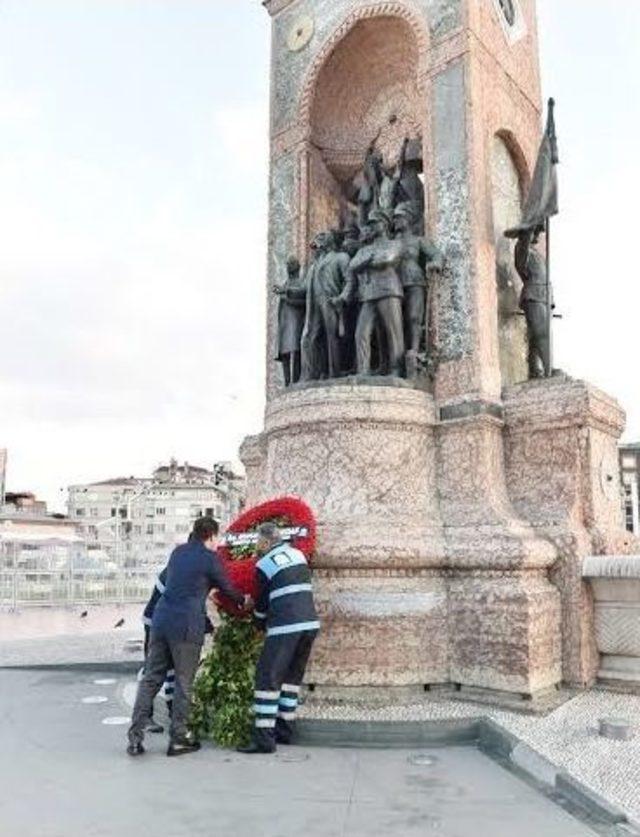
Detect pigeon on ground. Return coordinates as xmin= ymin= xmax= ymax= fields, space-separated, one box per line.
xmin=114 ymin=618 xmax=125 ymax=628
xmin=80 ymin=611 xmax=88 ymax=619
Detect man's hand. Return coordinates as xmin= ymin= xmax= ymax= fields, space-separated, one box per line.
xmin=242 ymin=594 xmax=254 ymax=612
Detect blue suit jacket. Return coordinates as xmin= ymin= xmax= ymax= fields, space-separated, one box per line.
xmin=152 ymin=540 xmax=242 ymax=643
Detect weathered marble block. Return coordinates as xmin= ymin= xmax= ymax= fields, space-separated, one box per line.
xmin=583 ymin=556 xmax=640 ymax=686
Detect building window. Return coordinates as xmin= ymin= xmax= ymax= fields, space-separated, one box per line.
xmin=146 ymin=524 xmax=154 ymax=535
xmin=156 ymin=507 xmax=166 ymax=516
xmin=111 ymin=508 xmax=117 ymax=517
xmin=75 ymin=508 xmax=86 ymax=517
xmin=90 ymin=508 xmax=99 ymax=517
xmin=623 ymin=484 xmax=635 ymax=533
xmin=133 ymin=525 xmax=142 ymax=535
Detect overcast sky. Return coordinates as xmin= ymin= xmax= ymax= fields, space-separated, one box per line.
xmin=0 ymin=1 xmax=639 ymax=512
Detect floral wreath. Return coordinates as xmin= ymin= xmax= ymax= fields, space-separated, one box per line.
xmin=214 ymin=495 xmax=316 ymax=616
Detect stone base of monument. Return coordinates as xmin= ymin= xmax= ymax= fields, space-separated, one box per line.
xmin=241 ymin=377 xmax=635 ymax=703
xmin=583 ymin=556 xmax=640 ymax=688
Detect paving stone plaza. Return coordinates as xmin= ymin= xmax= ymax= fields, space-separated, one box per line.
xmin=0 ymin=658 xmax=638 ymax=837
xmin=1 ymin=634 xmax=639 ymax=835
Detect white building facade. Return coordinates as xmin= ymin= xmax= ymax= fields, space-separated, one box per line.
xmin=620 ymin=444 xmax=640 ymax=536
xmin=67 ymin=460 xmax=246 ymax=573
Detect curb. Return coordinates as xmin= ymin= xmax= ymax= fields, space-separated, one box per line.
xmin=0 ymin=660 xmax=142 ymax=674
xmin=297 ymin=718 xmax=481 ymax=749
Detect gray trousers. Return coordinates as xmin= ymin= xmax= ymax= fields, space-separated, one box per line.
xmin=356 ymin=297 xmax=404 ymax=377
xmin=128 ymin=632 xmax=201 ymax=744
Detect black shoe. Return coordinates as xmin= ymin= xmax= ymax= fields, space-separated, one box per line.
xmin=275 ymin=732 xmax=292 ymax=745
xmin=145 ymin=719 xmax=164 ymax=734
xmin=167 ymin=737 xmax=201 ymax=757
xmin=237 ymin=741 xmax=276 ymax=755
xmin=127 ymin=742 xmax=145 ymax=757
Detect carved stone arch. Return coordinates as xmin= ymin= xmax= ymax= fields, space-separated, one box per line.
xmin=298 ymin=1 xmax=431 ymax=136
xmin=491 ymin=128 xmax=531 ymax=386
xmin=495 ymin=128 xmax=532 ymax=200
xmin=295 ymin=1 xmax=432 ymax=247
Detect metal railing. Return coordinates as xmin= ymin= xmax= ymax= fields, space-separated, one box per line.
xmin=0 ymin=541 xmax=162 ymax=608
xmin=0 ymin=569 xmax=158 ymax=608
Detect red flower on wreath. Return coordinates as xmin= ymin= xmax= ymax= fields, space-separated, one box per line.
xmin=213 ymin=495 xmax=316 ymax=616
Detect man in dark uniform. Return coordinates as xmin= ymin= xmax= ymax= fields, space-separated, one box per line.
xmin=238 ymin=523 xmax=319 ymax=754
xmin=140 ymin=565 xmax=173 ymax=733
xmin=127 ymin=517 xmax=248 ymax=757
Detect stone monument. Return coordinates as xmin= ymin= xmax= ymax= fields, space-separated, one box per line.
xmin=241 ymin=0 xmax=635 ymax=701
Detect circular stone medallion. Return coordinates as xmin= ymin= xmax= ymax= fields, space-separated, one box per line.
xmin=287 ymin=15 xmax=314 ymax=52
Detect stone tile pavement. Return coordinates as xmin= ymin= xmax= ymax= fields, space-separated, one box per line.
xmin=0 ymin=667 xmax=608 ymax=837
xmin=2 ymin=633 xmax=639 ymax=832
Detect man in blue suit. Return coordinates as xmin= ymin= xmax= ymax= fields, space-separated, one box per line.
xmin=127 ymin=516 xmax=248 ymax=757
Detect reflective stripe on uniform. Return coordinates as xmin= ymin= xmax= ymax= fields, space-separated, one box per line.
xmin=267 ymin=620 xmax=320 ymax=637
xmin=257 ymin=546 xmax=308 ymax=580
xmin=253 ymin=610 xmax=267 ymax=620
xmin=281 ymin=683 xmax=301 ymax=694
xmin=255 ymin=690 xmax=279 ymax=700
xmin=278 ymin=711 xmax=296 ymax=721
xmin=255 ymin=718 xmax=276 ymax=728
xmin=155 ymin=577 xmax=166 ymax=594
xmin=269 ymin=584 xmax=312 ymax=601
xmin=279 ymin=697 xmax=298 ymax=709
xmin=253 ymin=703 xmax=278 ymax=715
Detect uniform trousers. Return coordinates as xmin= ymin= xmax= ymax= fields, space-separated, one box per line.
xmin=252 ymin=631 xmax=317 ymax=748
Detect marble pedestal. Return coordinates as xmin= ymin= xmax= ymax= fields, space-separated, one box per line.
xmin=503 ymin=376 xmax=637 ymax=687
xmin=241 ymin=381 xmax=570 ymax=696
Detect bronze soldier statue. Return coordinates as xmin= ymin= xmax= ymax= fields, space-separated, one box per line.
xmin=333 ymin=209 xmax=405 ymax=378
xmin=274 ymin=256 xmax=306 ymax=386
xmin=357 ymin=138 xmax=384 ymax=228
xmin=396 ymin=138 xmax=425 ymax=235
xmin=507 ymin=227 xmax=553 ymax=378
xmin=393 ymin=203 xmax=444 ymax=379
xmin=300 ymin=231 xmax=350 ymax=381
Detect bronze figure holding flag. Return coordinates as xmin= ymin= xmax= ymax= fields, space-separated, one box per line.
xmin=506 ymin=98 xmax=559 ymax=379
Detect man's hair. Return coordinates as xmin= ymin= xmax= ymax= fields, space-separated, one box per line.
xmin=256 ymin=522 xmax=282 ymax=544
xmin=192 ymin=516 xmax=219 ymax=542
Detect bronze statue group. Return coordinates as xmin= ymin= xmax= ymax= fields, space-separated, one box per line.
xmin=276 ymin=129 xmax=556 ymax=387
xmin=275 ymin=137 xmax=444 ymax=387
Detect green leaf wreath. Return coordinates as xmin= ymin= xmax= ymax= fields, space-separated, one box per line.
xmin=189 ymin=615 xmax=263 ymax=748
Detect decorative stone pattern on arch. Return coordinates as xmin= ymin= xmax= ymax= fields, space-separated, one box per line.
xmin=297 ymin=1 xmax=432 ymax=135
xmin=270 ymin=0 xmax=462 ymax=138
